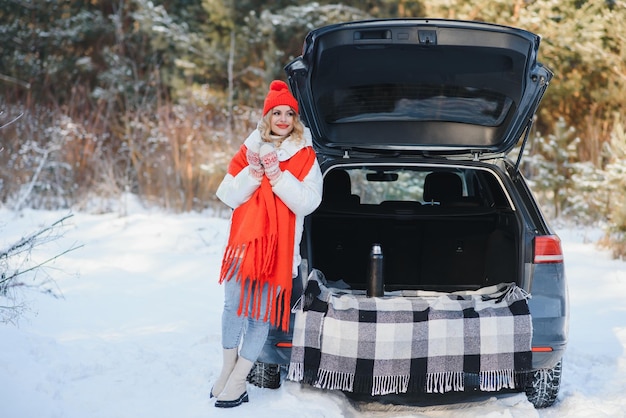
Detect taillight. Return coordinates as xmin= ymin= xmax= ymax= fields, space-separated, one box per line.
xmin=532 ymin=346 xmax=554 ymax=352
xmin=275 ymin=342 xmax=292 ymax=348
xmin=534 ymin=235 xmax=564 ymax=263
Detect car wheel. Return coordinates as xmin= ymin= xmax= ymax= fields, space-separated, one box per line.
xmin=525 ymin=359 xmax=562 ymax=408
xmin=247 ymin=361 xmax=282 ymax=389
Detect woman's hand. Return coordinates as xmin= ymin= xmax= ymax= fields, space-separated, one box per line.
xmin=246 ymin=143 xmax=264 ymax=181
xmin=260 ymin=143 xmax=282 ymax=182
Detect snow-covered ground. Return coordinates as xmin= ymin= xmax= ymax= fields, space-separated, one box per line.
xmin=1 ymin=201 xmax=625 ymax=418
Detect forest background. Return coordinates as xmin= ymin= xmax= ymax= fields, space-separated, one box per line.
xmin=1 ymin=0 xmax=625 ymax=257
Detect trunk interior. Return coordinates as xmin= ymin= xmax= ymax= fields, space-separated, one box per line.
xmin=302 ymin=166 xmax=520 ymax=292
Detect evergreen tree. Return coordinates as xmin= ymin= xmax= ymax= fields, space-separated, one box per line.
xmin=0 ymin=0 xmax=114 ymax=104
xmin=524 ymin=117 xmax=580 ymax=218
xmin=602 ymin=116 xmax=626 ymax=258
xmin=426 ymin=0 xmax=626 ymax=158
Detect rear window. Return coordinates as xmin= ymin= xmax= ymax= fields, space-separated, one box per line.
xmin=321 ymin=84 xmax=513 ymax=127
xmin=320 ymin=166 xmax=512 ymax=211
xmin=336 ymin=167 xmax=482 ymax=205
xmin=348 ymin=168 xmax=430 ymax=204
xmin=307 ymin=42 xmax=529 ymax=148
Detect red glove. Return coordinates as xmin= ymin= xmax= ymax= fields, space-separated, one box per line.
xmin=260 ymin=143 xmax=282 ymax=182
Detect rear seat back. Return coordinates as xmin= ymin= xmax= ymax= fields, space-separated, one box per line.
xmin=423 ymin=172 xmax=463 ymax=206
xmin=320 ymin=169 xmax=360 ymax=210
xmin=423 ymin=171 xmax=481 ymax=207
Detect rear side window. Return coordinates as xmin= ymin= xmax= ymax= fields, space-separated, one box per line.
xmin=479 ymin=171 xmax=510 ymax=208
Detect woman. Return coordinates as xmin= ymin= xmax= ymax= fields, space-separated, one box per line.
xmin=212 ymin=80 xmax=323 ymax=408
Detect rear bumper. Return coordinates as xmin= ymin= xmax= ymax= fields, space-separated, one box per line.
xmin=260 ymin=263 xmax=569 ymax=372
xmin=257 ymin=327 xmax=293 ymax=366
xmin=259 ymin=334 xmax=567 ymax=371
xmin=532 ymin=346 xmax=565 ymax=370
xmin=259 ymin=319 xmax=567 ymax=372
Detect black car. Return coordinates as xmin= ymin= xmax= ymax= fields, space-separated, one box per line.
xmin=249 ymin=18 xmax=568 ymax=409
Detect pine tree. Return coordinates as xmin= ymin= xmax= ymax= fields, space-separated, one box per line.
xmin=602 ymin=116 xmax=626 ymax=258
xmin=525 ymin=117 xmax=579 ymax=218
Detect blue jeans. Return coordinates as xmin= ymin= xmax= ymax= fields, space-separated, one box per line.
xmin=222 ymin=277 xmax=270 ymax=362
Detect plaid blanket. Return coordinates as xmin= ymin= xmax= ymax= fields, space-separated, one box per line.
xmin=288 ymin=270 xmax=532 ymax=396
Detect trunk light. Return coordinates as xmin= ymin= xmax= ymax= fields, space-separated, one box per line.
xmin=534 ymin=235 xmax=564 ymax=263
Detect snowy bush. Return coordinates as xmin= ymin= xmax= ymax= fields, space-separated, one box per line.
xmin=0 ymin=214 xmax=80 ymax=324
xmin=524 ymin=118 xmax=580 ymax=219
xmin=601 ymin=118 xmax=626 ymax=258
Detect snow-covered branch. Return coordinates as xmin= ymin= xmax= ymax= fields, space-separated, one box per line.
xmin=0 ymin=213 xmax=83 ymax=324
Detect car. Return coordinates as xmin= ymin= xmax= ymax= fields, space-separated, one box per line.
xmin=248 ymin=18 xmax=568 ymax=409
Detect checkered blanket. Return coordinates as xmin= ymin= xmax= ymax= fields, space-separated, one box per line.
xmin=287 ymin=270 xmax=532 ymax=396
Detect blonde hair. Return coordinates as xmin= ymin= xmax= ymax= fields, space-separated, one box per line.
xmin=258 ymin=110 xmax=306 ymax=146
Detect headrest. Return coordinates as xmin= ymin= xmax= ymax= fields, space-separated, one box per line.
xmin=423 ymin=172 xmax=463 ymax=204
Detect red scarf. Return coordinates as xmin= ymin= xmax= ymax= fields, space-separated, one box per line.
xmin=219 ymin=144 xmax=316 ymax=331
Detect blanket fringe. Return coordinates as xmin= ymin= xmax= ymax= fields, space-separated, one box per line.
xmin=504 ymin=284 xmax=531 ymax=302
xmin=315 ymin=369 xmax=354 ymax=392
xmin=290 ymin=364 xmax=528 ymax=394
xmin=287 ymin=361 xmax=303 ymax=382
xmin=371 ymin=374 xmax=411 ymax=396
xmin=479 ymin=369 xmax=516 ymax=391
xmin=426 ymin=371 xmax=465 ymax=393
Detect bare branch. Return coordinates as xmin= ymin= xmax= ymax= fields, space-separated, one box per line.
xmin=0 ymin=214 xmax=75 ymax=260
xmin=1 ymin=213 xmax=81 ymax=323
xmin=0 ymin=110 xmax=24 ymax=130
xmin=0 ymin=73 xmax=31 ymax=89
xmin=1 ymin=242 xmax=83 ymax=285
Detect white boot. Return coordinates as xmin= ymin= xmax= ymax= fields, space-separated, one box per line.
xmin=215 ymin=357 xmax=254 ymax=408
xmin=210 ymin=348 xmax=238 ymax=398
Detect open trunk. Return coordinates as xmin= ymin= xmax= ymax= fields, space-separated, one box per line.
xmin=303 ymin=165 xmax=520 ymax=292
xmin=254 ymin=21 xmax=566 ymax=406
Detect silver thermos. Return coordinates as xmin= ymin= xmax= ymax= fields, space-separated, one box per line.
xmin=367 ymin=243 xmax=384 ymax=297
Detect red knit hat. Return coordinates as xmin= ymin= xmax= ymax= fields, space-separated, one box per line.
xmin=263 ymin=80 xmax=299 ymax=116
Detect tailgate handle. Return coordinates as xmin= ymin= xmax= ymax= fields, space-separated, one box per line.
xmin=418 ymin=29 xmax=437 ymax=45
xmin=354 ymin=29 xmax=392 ymax=41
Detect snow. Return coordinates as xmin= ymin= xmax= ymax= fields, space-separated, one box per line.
xmin=1 ymin=203 xmax=625 ymax=418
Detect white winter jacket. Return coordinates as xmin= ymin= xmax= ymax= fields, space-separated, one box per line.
xmin=216 ymin=128 xmax=323 ymax=277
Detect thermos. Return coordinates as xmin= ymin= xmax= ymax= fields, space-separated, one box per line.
xmin=367 ymin=243 xmax=384 ymax=297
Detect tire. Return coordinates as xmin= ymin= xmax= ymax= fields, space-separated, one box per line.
xmin=247 ymin=361 xmax=282 ymax=389
xmin=525 ymin=359 xmax=562 ymax=408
